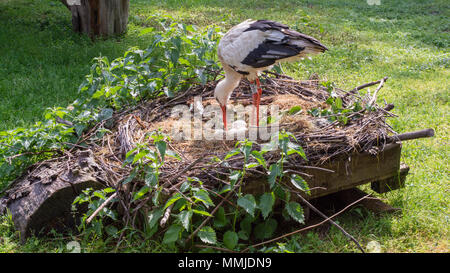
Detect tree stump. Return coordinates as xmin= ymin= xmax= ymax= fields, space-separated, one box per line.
xmin=0 ymin=151 xmax=105 ymax=242
xmin=60 ymin=0 xmax=130 ymax=38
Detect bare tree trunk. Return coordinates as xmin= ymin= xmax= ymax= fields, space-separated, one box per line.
xmin=60 ymin=0 xmax=129 ymax=38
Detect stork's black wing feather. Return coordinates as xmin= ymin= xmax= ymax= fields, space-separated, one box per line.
xmin=244 ymin=20 xmax=328 ymax=51
xmin=241 ymin=42 xmax=304 ymax=68
xmin=243 ymin=20 xmax=290 ymax=33
xmin=240 ymin=20 xmax=327 ymax=69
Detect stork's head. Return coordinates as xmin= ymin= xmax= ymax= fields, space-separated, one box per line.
xmin=214 ymin=73 xmax=242 ymax=130
xmin=214 ymin=79 xmax=231 ymax=130
xmin=214 ymin=80 xmax=230 ymax=107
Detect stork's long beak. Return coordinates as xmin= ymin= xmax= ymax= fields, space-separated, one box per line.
xmin=220 ymin=105 xmax=227 ymax=130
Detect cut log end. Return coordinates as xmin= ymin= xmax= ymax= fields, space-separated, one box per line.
xmin=0 ymin=152 xmax=106 ymax=242
xmin=390 ymin=128 xmax=435 ymax=142
xmin=61 ymin=0 xmax=130 ymax=38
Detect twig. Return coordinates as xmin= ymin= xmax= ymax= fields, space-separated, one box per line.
xmin=346 ymin=76 xmax=388 ymax=96
xmin=241 ymin=193 xmax=370 ymax=252
xmin=184 ymin=188 xmax=235 ymax=245
xmin=160 ymin=156 xmax=210 ymax=189
xmin=5 ymin=149 xmax=59 ymax=164
xmin=194 ymin=244 xmax=237 ymax=253
xmin=294 ymin=192 xmax=365 ymax=253
xmin=368 ymin=77 xmax=388 ymax=107
xmin=86 ymin=192 xmax=118 ymax=224
xmin=296 ymin=165 xmax=335 ymax=173
xmin=160 ymin=204 xmax=174 ymax=228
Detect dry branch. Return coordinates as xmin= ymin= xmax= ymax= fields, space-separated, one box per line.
xmin=295 ymin=192 xmax=365 ymax=253
xmin=86 ymin=192 xmax=117 ymax=224
xmin=241 ymin=193 xmax=370 ymax=252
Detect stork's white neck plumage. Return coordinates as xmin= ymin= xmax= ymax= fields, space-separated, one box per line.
xmin=214 ymin=69 xmax=242 ymax=107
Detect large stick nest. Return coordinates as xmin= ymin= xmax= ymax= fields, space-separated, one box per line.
xmin=88 ymin=72 xmax=396 ymax=207
xmin=1 ymin=72 xmax=398 ymax=235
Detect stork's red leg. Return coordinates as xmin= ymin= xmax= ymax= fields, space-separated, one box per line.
xmin=255 ymin=78 xmax=263 ymax=126
xmin=220 ymin=105 xmax=227 ymax=130
xmin=250 ymin=81 xmax=259 ymax=127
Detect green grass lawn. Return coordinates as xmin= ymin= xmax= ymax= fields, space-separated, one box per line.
xmin=0 ymin=0 xmax=448 ymax=252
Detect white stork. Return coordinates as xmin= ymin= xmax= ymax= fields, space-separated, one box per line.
xmin=214 ymin=19 xmax=328 ymax=129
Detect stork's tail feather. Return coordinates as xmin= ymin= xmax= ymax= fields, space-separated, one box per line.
xmin=283 ymin=28 xmax=328 ymax=53
xmin=313 ymin=42 xmax=328 ymax=52
xmin=309 ymin=43 xmax=328 ymax=54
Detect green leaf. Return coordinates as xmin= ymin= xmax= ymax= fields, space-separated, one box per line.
xmin=334 ymin=97 xmax=343 ymax=109
xmin=139 ymin=27 xmax=155 ymax=36
xmin=244 ymin=162 xmax=259 ymax=169
xmin=163 ymin=224 xmax=183 ymax=245
xmin=237 ymin=194 xmax=257 ymax=217
xmin=148 ymin=208 xmax=164 ymax=229
xmin=250 ymin=150 xmax=267 ymax=169
xmin=223 ymin=231 xmax=239 ymax=250
xmin=224 ymin=149 xmax=240 ymax=160
xmin=288 ymin=105 xmax=302 ymax=115
xmin=122 ymin=170 xmax=137 ymax=185
xmin=213 ymin=207 xmax=228 ymax=228
xmin=268 ymin=164 xmax=281 ymax=189
xmin=287 ymin=142 xmax=307 ymax=160
xmin=132 ymin=149 xmax=149 ymax=164
xmin=105 ymin=225 xmax=118 ymax=238
xmin=286 ymin=202 xmax=305 ymax=224
xmin=103 ymin=188 xmax=115 ymax=194
xmin=240 ymin=141 xmax=253 ymax=162
xmin=192 ymin=209 xmax=213 ymax=217
xmin=145 ymin=170 xmax=159 ymax=187
xmin=261 ymin=138 xmax=278 ymax=152
xmin=93 ymin=191 xmax=105 ymax=200
xmin=240 ymin=215 xmax=253 ymax=237
xmin=290 ymin=174 xmax=310 ymax=194
xmin=74 ymin=124 xmax=86 ymax=137
xmin=228 ymin=171 xmax=241 ymax=188
xmin=133 ymin=186 xmax=149 ymax=201
xmin=273 ymin=184 xmax=290 ymax=203
xmin=179 ymin=181 xmax=191 ymax=192
xmin=155 ymin=140 xmax=167 ymax=161
xmin=254 ymin=218 xmax=278 ymax=240
xmin=238 ymin=230 xmax=249 ymax=240
xmin=197 ymin=226 xmax=217 ymax=245
xmin=193 ymin=189 xmax=214 ymax=208
xmin=166 ymin=149 xmax=182 ymax=160
xmin=259 ymin=192 xmax=275 ymax=220
xmin=164 ymin=193 xmax=182 ymax=209
xmin=97 ymin=108 xmax=114 ymax=121
xmin=178 ymin=210 xmax=193 ymax=231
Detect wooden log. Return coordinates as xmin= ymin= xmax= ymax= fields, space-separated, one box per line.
xmin=388 ymin=128 xmax=435 ymax=142
xmin=312 ymin=188 xmax=401 ymax=215
xmin=242 ymin=143 xmax=404 ymax=200
xmin=303 ymin=143 xmax=403 ymax=199
xmin=371 ymin=163 xmax=409 ymax=193
xmin=0 ymin=151 xmax=105 ymax=242
xmin=60 ymin=0 xmax=130 ymax=38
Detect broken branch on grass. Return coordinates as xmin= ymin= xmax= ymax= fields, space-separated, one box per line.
xmin=241 ymin=193 xmax=370 ymax=253
xmin=294 ymin=192 xmax=365 ymax=253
